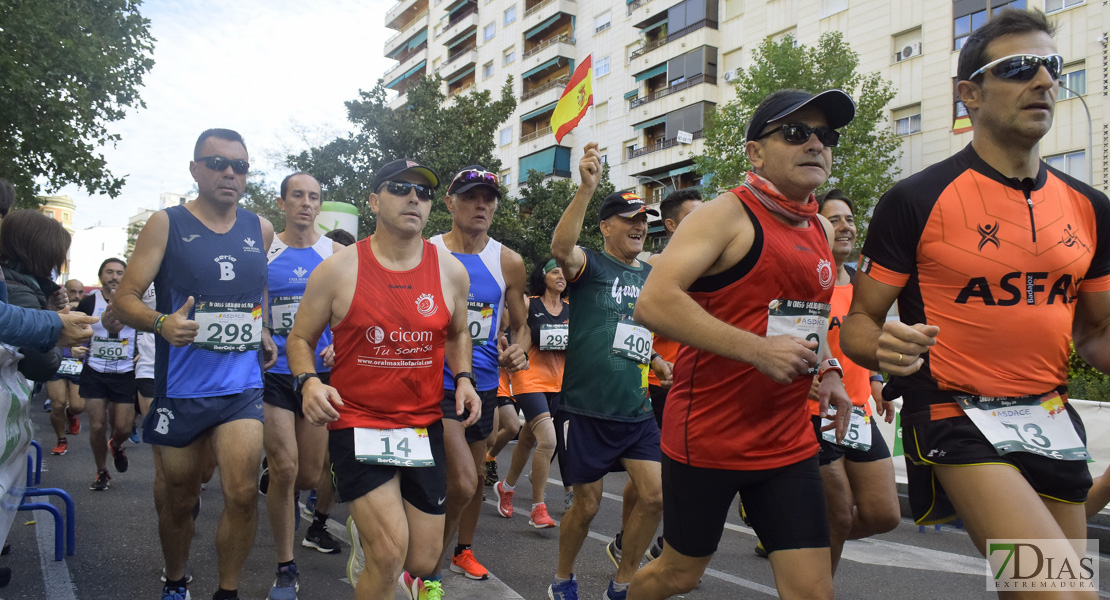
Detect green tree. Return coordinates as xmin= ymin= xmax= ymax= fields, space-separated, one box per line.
xmin=512 ymin=164 xmax=612 ymax=274
xmin=237 ymin=175 xmax=285 ymax=232
xmin=694 ymin=32 xmax=900 ymax=243
xmin=285 ymin=75 xmax=517 ymax=238
xmin=1 ymin=0 xmax=155 ymax=205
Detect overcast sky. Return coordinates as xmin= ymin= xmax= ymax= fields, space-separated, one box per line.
xmin=59 ymin=0 xmax=394 ymax=230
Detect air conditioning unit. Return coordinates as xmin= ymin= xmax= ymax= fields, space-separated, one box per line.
xmin=895 ymin=41 xmax=922 ymax=62
xmin=723 ymin=69 xmax=738 ymax=82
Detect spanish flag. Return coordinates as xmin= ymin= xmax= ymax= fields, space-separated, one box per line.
xmin=952 ymin=115 xmax=973 ymax=134
xmin=551 ymin=55 xmax=593 ymax=143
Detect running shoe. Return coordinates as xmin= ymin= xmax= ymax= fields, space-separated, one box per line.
xmin=90 ymin=469 xmax=110 ymax=491
xmin=42 ymin=399 xmax=51 ymax=412
xmin=302 ymin=524 xmax=342 ymax=554
xmin=754 ymin=541 xmax=768 ymax=558
xmin=564 ymin=489 xmax=574 ymax=511
xmin=484 ymin=457 xmax=498 ymax=486
xmin=66 ymin=410 xmax=80 ymax=435
xmin=495 ymin=480 xmax=514 ymax=517
xmin=129 ymin=425 xmax=140 ymax=444
xmin=259 ymin=456 xmax=270 ymax=495
xmin=605 ymin=535 xmax=622 ymax=568
xmin=50 ymin=439 xmax=67 ymax=456
xmin=604 ymin=580 xmax=628 ymax=600
xmin=160 ymin=569 xmax=193 ymax=583
xmin=529 ymin=503 xmax=556 ymax=529
xmin=644 ymin=536 xmax=663 ymax=561
xmin=346 ymin=516 xmax=364 ymax=588
xmin=267 ymin=563 xmax=299 ymax=600
xmin=160 ymin=585 xmax=190 ymax=600
xmin=109 ymin=439 xmax=129 ymax=473
xmin=303 ymin=489 xmax=317 ymax=517
xmin=450 ymin=548 xmax=489 ymax=580
xmin=399 ymin=572 xmax=444 ymax=600
xmin=548 ymin=575 xmax=579 ymax=600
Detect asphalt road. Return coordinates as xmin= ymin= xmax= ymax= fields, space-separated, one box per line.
xmin=4 ymin=394 xmax=1110 ymax=599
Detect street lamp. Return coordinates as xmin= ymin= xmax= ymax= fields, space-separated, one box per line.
xmin=1057 ymin=81 xmax=1093 ymax=186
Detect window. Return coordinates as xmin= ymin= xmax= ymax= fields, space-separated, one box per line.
xmin=600 ymin=150 xmax=608 ymax=164
xmin=893 ymin=105 xmax=922 ymax=136
xmin=1045 ymin=0 xmax=1080 ymax=12
xmin=503 ymin=49 xmax=515 ymax=65
xmin=500 ymin=126 xmax=512 ymax=146
xmin=434 ymin=23 xmax=443 ymax=38
xmin=595 ymin=11 xmax=611 ymax=33
xmin=953 ymin=8 xmax=986 ymax=51
xmin=483 ymin=62 xmax=494 ymax=79
xmin=484 ymin=23 xmax=495 ymax=41
xmin=596 ymin=55 xmax=610 ymax=77
xmin=772 ymin=29 xmax=798 ymax=48
xmin=893 ymin=28 xmax=922 ymax=62
xmin=819 ymin=0 xmax=848 ymax=17
xmin=1058 ymin=67 xmax=1086 ymax=100
xmin=501 ymin=171 xmax=512 ymax=186
xmin=1045 ymin=150 xmax=1086 ymax=182
xmin=626 ymin=141 xmax=639 ymax=159
xmin=504 ymin=5 xmax=516 ymax=25
xmin=667 ymin=46 xmax=717 ymax=86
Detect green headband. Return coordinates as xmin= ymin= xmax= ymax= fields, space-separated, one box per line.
xmin=543 ymin=259 xmax=558 ymax=275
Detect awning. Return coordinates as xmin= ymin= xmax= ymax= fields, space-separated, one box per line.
xmin=446 ymin=65 xmax=475 ymax=85
xmin=642 ymin=18 xmax=668 ymax=34
xmin=387 ymin=27 xmax=429 ymax=59
xmin=633 ymin=116 xmax=666 ymax=130
xmin=447 ymin=32 xmax=475 ymax=50
xmin=525 ymin=14 xmax=562 ymax=40
xmin=520 ymin=146 xmax=570 ymax=177
xmin=520 ymin=101 xmax=558 ymax=121
xmin=522 ymin=56 xmax=563 ymax=79
xmin=667 ymin=164 xmax=695 ymax=177
xmin=634 ymin=64 xmax=667 ymax=81
xmin=624 ymin=90 xmax=639 ymax=99
xmin=445 ymin=0 xmax=470 ymax=17
xmin=386 ymin=59 xmax=426 ymax=88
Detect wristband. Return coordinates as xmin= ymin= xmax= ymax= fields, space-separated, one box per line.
xmin=817 ymin=358 xmax=844 ymax=382
xmin=522 ymin=350 xmax=529 ymax=362
xmin=154 ymin=314 xmax=168 ymax=335
xmin=650 ymin=352 xmax=662 ymax=363
xmin=870 ymin=374 xmax=884 ymax=383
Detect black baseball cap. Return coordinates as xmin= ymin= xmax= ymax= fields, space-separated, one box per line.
xmin=598 ymin=191 xmax=660 ymax=222
xmin=372 ymin=159 xmax=440 ymax=193
xmin=745 ymin=89 xmax=856 ymax=142
xmin=447 ymin=165 xmax=502 ymax=198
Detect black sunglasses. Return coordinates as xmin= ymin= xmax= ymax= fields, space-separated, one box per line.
xmin=754 ymin=123 xmax=840 ymax=147
xmin=379 ymin=180 xmax=436 ymax=201
xmin=196 ymin=155 xmax=250 ymax=175
xmin=969 ymin=53 xmax=1063 ymax=82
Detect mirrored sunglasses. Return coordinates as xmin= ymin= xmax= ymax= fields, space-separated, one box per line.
xmin=381 ymin=180 xmax=436 ymax=201
xmin=755 ymin=123 xmax=840 ymax=147
xmin=449 ymin=169 xmax=500 ymax=192
xmin=969 ymin=53 xmax=1063 ymax=82
xmin=196 ymin=155 xmax=250 ymax=175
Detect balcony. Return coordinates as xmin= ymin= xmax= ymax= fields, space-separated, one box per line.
xmin=523 ymin=32 xmax=574 ymax=60
xmin=521 ymin=126 xmax=553 ymax=144
xmin=520 ymin=145 xmax=572 ymax=178
xmin=521 ymin=75 xmax=569 ymax=101
xmin=630 ymin=19 xmax=718 ymax=60
xmin=385 ymin=59 xmax=427 ymax=92
xmin=386 ymin=0 xmax=428 ymax=30
xmin=444 ymin=2 xmax=478 ymax=31
xmin=441 ymin=9 xmax=478 ymax=41
xmin=627 ymin=0 xmax=655 ymax=16
xmin=524 ymin=0 xmax=575 ymax=21
xmin=440 ymin=45 xmax=477 ymax=79
xmin=385 ymin=13 xmax=429 ymax=57
xmin=628 ymin=130 xmax=704 ymax=159
xmin=385 ymin=44 xmax=429 ymax=81
xmin=389 ymin=92 xmax=410 ymax=111
xmin=630 ymin=74 xmax=717 ymax=109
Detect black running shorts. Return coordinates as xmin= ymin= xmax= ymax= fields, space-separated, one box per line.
xmin=440 ymin=388 xmax=497 ymax=443
xmin=328 ymin=421 xmax=448 ymax=515
xmin=811 ymin=415 xmax=892 ymax=466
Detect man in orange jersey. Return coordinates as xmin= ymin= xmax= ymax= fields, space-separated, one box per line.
xmin=843 ymin=10 xmax=1108 ymax=598
xmin=288 ymin=158 xmax=480 ymax=600
xmin=629 ymin=89 xmax=854 ymax=600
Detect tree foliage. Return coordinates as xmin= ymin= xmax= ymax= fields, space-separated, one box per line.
xmin=285 ymin=75 xmax=517 ymax=238
xmin=237 ymin=175 xmax=285 ymax=233
xmin=512 ymin=165 xmax=612 ymax=274
xmin=0 ymin=0 xmax=155 ymax=205
xmin=694 ymin=31 xmax=900 ymax=243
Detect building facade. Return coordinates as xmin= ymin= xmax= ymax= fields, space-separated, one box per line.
xmin=383 ymin=0 xmax=1105 ymax=235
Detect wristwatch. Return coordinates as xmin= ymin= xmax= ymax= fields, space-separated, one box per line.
xmin=453 ymin=371 xmax=478 ymax=388
xmin=293 ymin=372 xmax=320 ymax=393
xmin=817 ymin=358 xmax=844 ymax=382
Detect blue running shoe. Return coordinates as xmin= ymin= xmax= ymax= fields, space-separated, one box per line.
xmin=161 ymin=585 xmax=189 ymax=600
xmin=548 ymin=575 xmax=578 ymax=600
xmin=604 ymin=580 xmax=628 ymax=600
xmin=267 ymin=563 xmax=299 ymax=600
xmin=130 ymin=425 xmax=141 ymax=444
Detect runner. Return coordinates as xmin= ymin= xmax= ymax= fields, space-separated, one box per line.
xmin=75 ymin=258 xmax=138 ymax=490
xmin=115 ymin=128 xmax=277 ymax=600
xmin=626 ymin=89 xmax=855 ymax=600
xmin=494 ymin=258 xmax=569 ymax=529
xmin=427 ymin=165 xmax=530 ymax=585
xmin=46 ymin=344 xmax=86 ymax=455
xmin=841 ymin=10 xmax=1104 ymax=597
xmin=547 ymin=144 xmax=671 ymax=600
xmin=287 ymin=157 xmax=479 ymax=600
xmin=484 ymin=363 xmax=521 ymax=486
xmin=262 ymin=171 xmax=344 ymax=600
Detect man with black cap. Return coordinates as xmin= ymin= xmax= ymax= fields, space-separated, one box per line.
xmin=288 ymin=157 xmax=480 ymax=600
xmin=547 ymin=142 xmax=671 ymax=600
xmin=628 ymin=89 xmax=855 ymax=600
xmin=423 ymin=165 xmax=531 ymax=587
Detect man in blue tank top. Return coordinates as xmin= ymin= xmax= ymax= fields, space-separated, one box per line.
xmin=261 ymin=172 xmax=344 ymax=599
xmin=424 ymin=166 xmax=531 ymax=586
xmin=115 ymin=128 xmax=277 ymax=600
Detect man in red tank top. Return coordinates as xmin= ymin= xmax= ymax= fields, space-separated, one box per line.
xmin=287 ymin=158 xmax=480 ymax=600
xmin=627 ymin=90 xmax=855 ymax=600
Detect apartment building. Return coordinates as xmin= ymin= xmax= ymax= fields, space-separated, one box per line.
xmin=382 ymin=0 xmax=1105 ymax=239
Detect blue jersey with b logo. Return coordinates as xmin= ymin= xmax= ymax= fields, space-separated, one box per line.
xmin=266 ymin=234 xmax=333 ymax=374
xmin=154 ymin=205 xmax=267 ymax=398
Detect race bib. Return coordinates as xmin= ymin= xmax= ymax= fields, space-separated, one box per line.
xmin=467 ymin=301 xmax=494 ymax=346
xmin=821 ymin=405 xmax=872 ymax=451
xmin=90 ymin=336 xmax=129 ymax=361
xmin=612 ymin=319 xmax=651 ymax=364
xmin=57 ymin=358 xmax=83 ymax=377
xmin=193 ymin=301 xmax=262 ymax=352
xmin=956 ymin=393 xmax=1087 ymax=461
xmin=270 ymin=295 xmax=301 ymax=336
xmin=353 ymin=427 xmax=434 ymax=467
xmin=766 ymin=299 xmax=831 ymax=374
xmin=539 ymin=324 xmax=569 ymax=351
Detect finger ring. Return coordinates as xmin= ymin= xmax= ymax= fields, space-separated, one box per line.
xmin=898 ymin=353 xmax=904 ymax=365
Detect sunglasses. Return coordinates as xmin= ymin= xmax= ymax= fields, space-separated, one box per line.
xmin=449 ymin=169 xmax=500 ymax=192
xmin=196 ymin=155 xmax=250 ymax=175
xmin=379 ymin=180 xmax=436 ymax=201
xmin=969 ymin=53 xmax=1063 ymax=82
xmin=754 ymin=123 xmax=840 ymax=147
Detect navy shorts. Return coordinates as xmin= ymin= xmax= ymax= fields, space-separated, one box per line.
xmin=662 ymin=454 xmax=828 ymax=557
xmin=263 ymin=371 xmax=330 ymax=417
xmin=142 ymin=388 xmax=264 ymax=448
xmin=79 ymin=368 xmax=136 ymax=404
xmin=812 ymin=415 xmax=892 ymax=466
xmin=514 ymin=392 xmax=553 ymax=423
xmin=329 ymin=422 xmax=448 ymax=515
xmin=441 ymin=388 xmax=497 ymax=443
xmin=563 ymin=412 xmax=660 ymax=485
